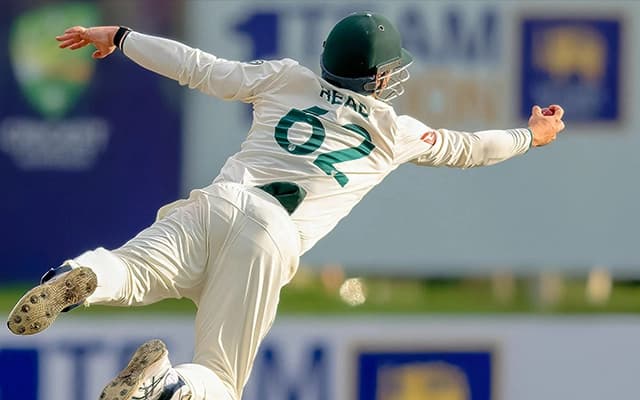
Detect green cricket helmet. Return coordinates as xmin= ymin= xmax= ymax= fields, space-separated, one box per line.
xmin=321 ymin=12 xmax=413 ymax=102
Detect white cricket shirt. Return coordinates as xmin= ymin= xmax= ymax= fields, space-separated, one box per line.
xmin=122 ymin=32 xmax=532 ymax=255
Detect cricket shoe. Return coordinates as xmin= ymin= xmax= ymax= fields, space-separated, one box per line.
xmin=7 ymin=264 xmax=97 ymax=335
xmin=100 ymin=339 xmax=192 ymax=400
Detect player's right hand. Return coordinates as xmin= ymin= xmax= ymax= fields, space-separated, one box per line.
xmin=56 ymin=26 xmax=119 ymax=59
xmin=528 ymin=104 xmax=566 ymax=147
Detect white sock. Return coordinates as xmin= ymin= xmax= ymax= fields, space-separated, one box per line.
xmin=174 ymin=363 xmax=235 ymax=400
xmin=72 ymin=247 xmax=129 ymax=304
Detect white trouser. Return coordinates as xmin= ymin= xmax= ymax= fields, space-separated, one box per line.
xmin=72 ymin=182 xmax=301 ymax=400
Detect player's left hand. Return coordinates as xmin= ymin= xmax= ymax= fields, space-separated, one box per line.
xmin=56 ymin=26 xmax=119 ymax=59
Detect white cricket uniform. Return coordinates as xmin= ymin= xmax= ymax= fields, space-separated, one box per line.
xmin=72 ymin=32 xmax=532 ymax=399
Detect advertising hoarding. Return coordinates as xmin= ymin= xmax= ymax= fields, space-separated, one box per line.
xmin=0 ymin=2 xmax=182 ymax=282
xmin=1 ymin=316 xmax=639 ymax=400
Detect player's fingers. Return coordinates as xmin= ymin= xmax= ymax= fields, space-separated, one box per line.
xmin=92 ymin=49 xmax=114 ymax=59
xmin=55 ymin=32 xmax=80 ymax=42
xmin=58 ymin=38 xmax=81 ymax=48
xmin=69 ymin=39 xmax=89 ymax=50
xmin=557 ymin=120 xmax=566 ymax=132
xmin=64 ymin=26 xmax=86 ymax=35
xmin=531 ymin=105 xmax=543 ymax=117
xmin=548 ymin=104 xmax=564 ymax=118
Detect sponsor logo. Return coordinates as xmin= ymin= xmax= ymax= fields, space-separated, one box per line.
xmin=520 ymin=17 xmax=622 ymax=123
xmin=1 ymin=3 xmax=110 ymax=170
xmin=356 ymin=347 xmax=495 ymax=400
xmin=420 ymin=131 xmax=437 ymax=145
xmin=9 ymin=4 xmax=97 ymax=119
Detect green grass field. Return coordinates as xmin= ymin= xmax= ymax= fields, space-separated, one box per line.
xmin=2 ymin=269 xmax=639 ymax=316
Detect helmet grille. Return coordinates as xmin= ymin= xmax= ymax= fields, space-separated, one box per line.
xmin=321 ymin=12 xmax=413 ymax=102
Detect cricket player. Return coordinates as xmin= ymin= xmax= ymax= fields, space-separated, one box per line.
xmin=7 ymin=12 xmax=565 ymax=400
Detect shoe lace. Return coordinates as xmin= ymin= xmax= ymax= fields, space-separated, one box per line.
xmin=132 ymin=369 xmax=192 ymax=400
xmin=131 ymin=370 xmax=168 ymax=400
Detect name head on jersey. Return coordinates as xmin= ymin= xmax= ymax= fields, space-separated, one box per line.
xmin=319 ymin=85 xmax=369 ymax=118
xmin=321 ymin=12 xmax=413 ymax=103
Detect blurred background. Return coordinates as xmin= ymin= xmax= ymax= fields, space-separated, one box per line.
xmin=0 ymin=0 xmax=638 ymax=399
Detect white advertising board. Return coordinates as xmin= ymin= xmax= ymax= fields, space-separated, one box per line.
xmin=1 ymin=315 xmax=639 ymax=400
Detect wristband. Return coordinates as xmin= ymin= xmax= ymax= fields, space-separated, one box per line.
xmin=526 ymin=127 xmax=534 ymax=148
xmin=113 ymin=26 xmax=132 ymax=49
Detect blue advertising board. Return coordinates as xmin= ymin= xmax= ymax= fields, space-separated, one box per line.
xmin=357 ymin=347 xmax=495 ymax=400
xmin=520 ymin=17 xmax=622 ymax=123
xmin=0 ymin=348 xmax=39 ymax=400
xmin=0 ymin=3 xmax=181 ymax=282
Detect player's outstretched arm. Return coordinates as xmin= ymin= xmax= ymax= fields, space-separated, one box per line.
xmin=408 ymin=104 xmax=566 ymax=168
xmin=56 ymin=25 xmax=225 ymax=94
xmin=56 ymin=25 xmax=292 ymax=102
xmin=56 ymin=26 xmax=119 ymax=59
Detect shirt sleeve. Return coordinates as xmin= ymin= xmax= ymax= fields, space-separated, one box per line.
xmin=393 ymin=115 xmax=533 ymax=168
xmin=121 ymin=31 xmax=297 ymax=102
